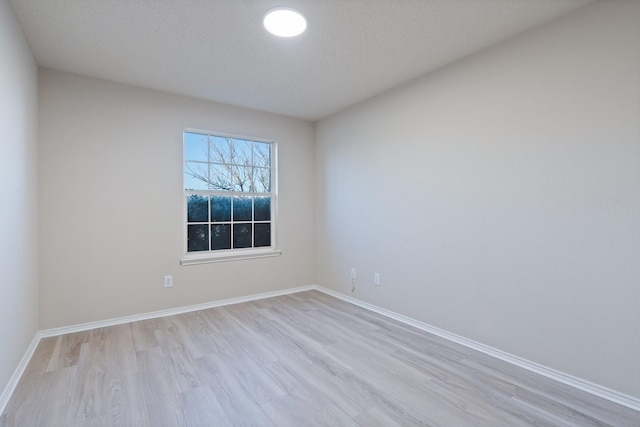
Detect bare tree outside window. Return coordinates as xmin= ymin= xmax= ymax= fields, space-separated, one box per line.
xmin=185 ymin=136 xmax=271 ymax=192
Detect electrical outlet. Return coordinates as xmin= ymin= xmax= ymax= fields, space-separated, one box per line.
xmin=351 ymin=268 xmax=357 ymax=279
xmin=164 ymin=275 xmax=173 ymax=288
xmin=374 ymin=273 xmax=380 ymax=286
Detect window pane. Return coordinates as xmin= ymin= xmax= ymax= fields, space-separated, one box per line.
xmin=184 ymin=162 xmax=208 ymax=191
xmin=254 ymin=196 xmax=271 ymax=221
xmin=230 ymin=166 xmax=253 ymax=192
xmin=254 ymin=223 xmax=271 ymax=247
xmin=184 ymin=132 xmax=208 ymax=162
xmin=210 ymin=164 xmax=231 ymax=191
xmin=187 ymin=195 xmax=208 ymax=222
xmin=253 ymin=167 xmax=271 ymax=193
xmin=211 ymin=196 xmax=231 ymax=222
xmin=233 ymin=197 xmax=252 ymax=221
xmin=233 ymin=223 xmax=252 ymax=248
xmin=233 ymin=139 xmax=252 ymax=165
xmin=210 ymin=136 xmax=232 ymax=164
xmin=187 ymin=224 xmax=209 ymax=251
xmin=211 ymin=224 xmax=231 ymax=250
xmin=253 ymin=141 xmax=271 ymax=169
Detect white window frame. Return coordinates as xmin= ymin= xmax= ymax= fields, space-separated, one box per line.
xmin=180 ymin=129 xmax=281 ymax=265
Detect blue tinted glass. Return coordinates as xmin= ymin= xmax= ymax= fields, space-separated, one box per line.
xmin=254 ymin=197 xmax=270 ymax=221
xmin=253 ymin=142 xmax=271 ymax=168
xmin=184 ymin=132 xmax=208 ymax=162
xmin=187 ymin=195 xmax=208 ymax=222
xmin=252 ymin=167 xmax=270 ymax=193
xmin=211 ymin=196 xmax=231 ymax=222
xmin=230 ymin=166 xmax=253 ymax=192
xmin=210 ymin=136 xmax=232 ymax=164
xmin=233 ymin=223 xmax=252 ymax=249
xmin=209 ymin=164 xmax=231 ymax=191
xmin=254 ymin=223 xmax=271 ymax=247
xmin=211 ymin=224 xmax=231 ymax=250
xmin=233 ymin=197 xmax=252 ymax=221
xmin=184 ymin=162 xmax=208 ymax=191
xmin=232 ymin=139 xmax=252 ymax=165
xmin=187 ymin=224 xmax=209 ymax=252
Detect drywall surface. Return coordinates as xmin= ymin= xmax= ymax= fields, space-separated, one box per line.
xmin=315 ymin=1 xmax=640 ymax=398
xmin=0 ymin=0 xmax=39 ymax=396
xmin=38 ymin=70 xmax=315 ymax=328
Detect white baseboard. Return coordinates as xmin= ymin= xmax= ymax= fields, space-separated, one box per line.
xmin=2 ymin=283 xmax=638 ymax=415
xmin=0 ymin=332 xmax=41 ymax=416
xmin=315 ymin=285 xmax=640 ymax=412
xmin=40 ymin=285 xmax=316 ymax=338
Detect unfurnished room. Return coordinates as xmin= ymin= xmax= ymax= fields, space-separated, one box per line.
xmin=1 ymin=0 xmax=639 ymax=425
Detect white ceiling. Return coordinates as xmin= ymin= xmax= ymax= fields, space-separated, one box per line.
xmin=10 ymin=0 xmax=594 ymax=121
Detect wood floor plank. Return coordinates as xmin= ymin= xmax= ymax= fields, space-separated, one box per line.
xmin=129 ymin=318 xmax=159 ymax=352
xmin=135 ymin=345 xmax=187 ymax=426
xmin=194 ymin=355 xmax=275 ymax=427
xmin=168 ymin=311 xmax=217 ymax=360
xmin=263 ymin=350 xmax=371 ymax=418
xmin=354 ymin=406 xmax=404 ymax=427
xmin=154 ymin=326 xmax=203 ymax=393
xmin=326 ymin=337 xmax=486 ymax=426
xmin=67 ymin=341 xmax=107 ymax=426
xmin=2 ymin=290 xmax=639 ymax=426
xmin=180 ymin=385 xmax=234 ymax=427
xmin=10 ymin=366 xmax=78 ymax=426
xmin=259 ymin=360 xmax=361 ymax=427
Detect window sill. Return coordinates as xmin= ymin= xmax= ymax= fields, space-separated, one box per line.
xmin=180 ymin=248 xmax=282 ymax=265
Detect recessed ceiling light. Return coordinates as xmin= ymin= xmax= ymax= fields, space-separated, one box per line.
xmin=263 ymin=7 xmax=307 ymax=38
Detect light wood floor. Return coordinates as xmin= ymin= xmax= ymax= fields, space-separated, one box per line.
xmin=1 ymin=290 xmax=638 ymax=426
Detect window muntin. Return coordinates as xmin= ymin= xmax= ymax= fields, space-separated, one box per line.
xmin=183 ymin=131 xmax=275 ymax=257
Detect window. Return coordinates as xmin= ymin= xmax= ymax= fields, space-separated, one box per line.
xmin=181 ymin=130 xmax=279 ymax=264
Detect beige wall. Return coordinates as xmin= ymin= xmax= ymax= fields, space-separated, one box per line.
xmin=38 ymin=70 xmax=315 ymax=329
xmin=315 ymin=1 xmax=640 ymax=398
xmin=0 ymin=0 xmax=39 ymax=393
